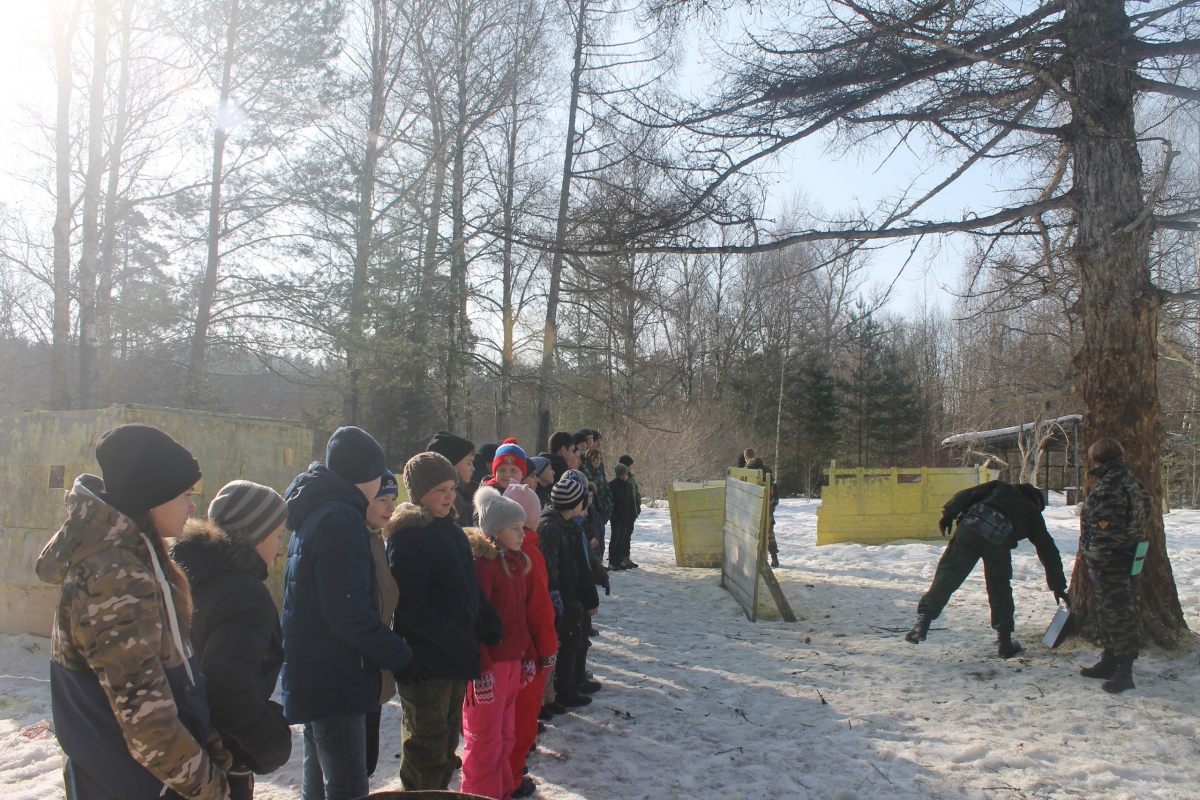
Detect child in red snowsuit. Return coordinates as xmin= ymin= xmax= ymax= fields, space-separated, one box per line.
xmin=462 ymin=487 xmax=536 ymax=800
xmin=503 ymin=483 xmax=558 ymax=796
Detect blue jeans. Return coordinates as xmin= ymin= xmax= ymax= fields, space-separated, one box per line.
xmin=302 ymin=714 xmax=369 ymax=800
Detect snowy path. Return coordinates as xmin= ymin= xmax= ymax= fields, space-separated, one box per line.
xmin=3 ymin=498 xmax=1200 ymax=799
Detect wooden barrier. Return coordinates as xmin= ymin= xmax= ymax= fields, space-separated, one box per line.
xmin=816 ymin=463 xmax=996 ymax=545
xmin=667 ymin=480 xmax=726 ymax=567
xmin=0 ymin=405 xmax=312 ymax=636
xmin=721 ymin=475 xmax=796 ymax=623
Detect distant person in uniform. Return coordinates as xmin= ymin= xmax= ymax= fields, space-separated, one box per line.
xmin=743 ymin=449 xmax=780 ymax=568
xmin=905 ymin=481 xmax=1068 ymax=658
xmin=1077 ymin=438 xmax=1151 ymax=694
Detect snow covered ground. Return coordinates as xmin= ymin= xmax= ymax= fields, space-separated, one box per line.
xmin=3 ymin=497 xmax=1200 ymax=799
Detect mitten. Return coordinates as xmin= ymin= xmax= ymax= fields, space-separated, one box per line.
xmin=521 ymin=659 xmax=537 ymax=687
xmin=549 ymin=590 xmax=564 ymax=618
xmin=394 ymin=654 xmax=425 ymax=685
xmin=541 ymin=652 xmax=558 ymax=669
xmin=939 ymin=515 xmax=953 ymax=536
xmin=1053 ymin=589 xmax=1070 ymax=607
xmin=473 ymin=672 xmax=496 ymax=704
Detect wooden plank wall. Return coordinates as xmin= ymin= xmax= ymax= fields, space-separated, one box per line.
xmin=722 ymin=478 xmax=766 ymax=620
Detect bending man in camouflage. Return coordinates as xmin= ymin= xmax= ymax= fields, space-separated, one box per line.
xmin=905 ymin=481 xmax=1068 ymax=658
xmin=1078 ymin=437 xmax=1151 ymax=694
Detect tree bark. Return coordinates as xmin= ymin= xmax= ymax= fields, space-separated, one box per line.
xmin=78 ymin=0 xmax=110 ymax=409
xmin=446 ymin=60 xmax=468 ymax=431
xmin=97 ymin=0 xmax=134 ymax=362
xmin=344 ymin=0 xmax=390 ymax=426
xmin=187 ymin=0 xmax=239 ymax=399
xmin=536 ymin=0 xmax=586 ymax=450
xmin=498 ymin=64 xmax=520 ymax=437
xmin=1066 ymin=0 xmax=1189 ymax=647
xmin=49 ymin=0 xmax=80 ymax=412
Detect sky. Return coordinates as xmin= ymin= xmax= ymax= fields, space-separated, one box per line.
xmin=0 ymin=0 xmax=1000 ymax=312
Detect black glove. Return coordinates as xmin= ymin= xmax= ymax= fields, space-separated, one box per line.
xmin=1053 ymin=589 xmax=1070 ymax=608
xmin=394 ymin=655 xmax=425 ymax=685
xmin=939 ymin=516 xmax=954 ymax=536
xmin=478 ymin=626 xmax=503 ymax=648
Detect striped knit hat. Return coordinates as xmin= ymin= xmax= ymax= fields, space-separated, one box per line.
xmin=551 ymin=475 xmax=586 ymax=510
xmin=208 ymin=480 xmax=288 ymax=546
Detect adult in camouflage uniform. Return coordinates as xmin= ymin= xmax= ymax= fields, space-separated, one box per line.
xmin=745 ymin=453 xmax=780 ymax=568
xmin=904 ymin=481 xmax=1068 ymax=658
xmin=1078 ymin=437 xmax=1152 ymax=693
xmin=581 ymin=448 xmax=611 ymax=540
xmin=37 ymin=425 xmax=230 ymax=800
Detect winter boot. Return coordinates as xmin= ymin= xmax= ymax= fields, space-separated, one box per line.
xmin=770 ymin=553 xmax=780 ymax=568
xmin=580 ymin=678 xmax=602 ymax=694
xmin=541 ymin=701 xmax=567 ymax=718
xmin=997 ymin=630 xmax=1023 ymax=659
xmin=513 ymin=776 xmax=537 ymax=798
xmin=559 ymin=691 xmax=592 ymax=708
xmin=904 ymin=614 xmax=931 ymax=644
xmin=1101 ymin=659 xmax=1135 ymax=694
xmin=1080 ymin=648 xmax=1118 ymax=680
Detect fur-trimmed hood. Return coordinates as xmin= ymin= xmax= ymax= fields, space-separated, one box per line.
xmin=464 ymin=527 xmax=500 ymax=561
xmin=172 ymin=519 xmax=269 ymax=585
xmin=386 ymin=502 xmax=435 ymax=538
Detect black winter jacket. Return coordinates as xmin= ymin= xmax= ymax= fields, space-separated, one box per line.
xmin=942 ymin=481 xmax=1067 ymax=592
xmin=171 ymin=522 xmax=291 ymax=775
xmin=386 ymin=504 xmax=503 ymax=681
xmin=609 ymin=477 xmax=636 ymax=526
xmin=537 ymin=507 xmax=600 ymax=617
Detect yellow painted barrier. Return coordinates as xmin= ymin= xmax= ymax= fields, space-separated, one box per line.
xmin=816 ymin=463 xmax=996 ymax=545
xmin=0 ymin=405 xmax=313 ymax=636
xmin=667 ymin=480 xmax=725 ymax=567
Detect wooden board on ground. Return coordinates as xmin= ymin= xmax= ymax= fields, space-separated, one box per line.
xmin=668 ymin=481 xmax=726 ymax=567
xmin=721 ymin=477 xmax=795 ymax=622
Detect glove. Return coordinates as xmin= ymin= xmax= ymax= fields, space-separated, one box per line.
xmin=394 ymin=655 xmax=425 ymax=685
xmin=472 ymin=672 xmax=496 ymax=704
xmin=541 ymin=652 xmax=557 ymax=669
xmin=549 ymin=590 xmax=564 ymax=619
xmin=1053 ymin=589 xmax=1070 ymax=608
xmin=478 ymin=626 xmax=503 ymax=648
xmin=939 ymin=516 xmax=953 ymax=536
xmin=521 ymin=659 xmax=537 ymax=687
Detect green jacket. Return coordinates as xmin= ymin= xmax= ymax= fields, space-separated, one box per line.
xmin=942 ymin=480 xmax=1067 ymax=592
xmin=1080 ymin=458 xmax=1152 ymax=567
xmin=628 ymin=474 xmax=643 ymax=518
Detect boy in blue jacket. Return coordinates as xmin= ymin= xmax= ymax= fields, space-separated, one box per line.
xmin=282 ymin=427 xmax=418 ymax=800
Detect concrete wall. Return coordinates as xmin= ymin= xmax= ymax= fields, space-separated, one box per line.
xmin=0 ymin=405 xmax=312 ymax=636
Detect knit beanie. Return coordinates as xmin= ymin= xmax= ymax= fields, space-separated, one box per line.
xmin=528 ymin=456 xmax=551 ymax=478
xmin=492 ymin=438 xmax=528 ymax=478
xmin=95 ymin=424 xmax=202 ymax=517
xmin=614 ymin=463 xmax=629 ymax=477
xmin=377 ymin=470 xmax=399 ymax=498
xmin=473 ymin=443 xmax=499 ymax=480
xmin=208 ymin=481 xmax=287 ymax=547
xmin=474 ymin=485 xmax=527 ymax=536
xmin=504 ymin=482 xmax=542 ymax=528
xmin=551 ymin=476 xmax=586 ymax=510
xmin=326 ymin=426 xmax=387 ymax=484
xmin=618 ymin=454 xmax=634 ymax=467
xmin=403 ymin=451 xmax=458 ymax=504
xmin=426 ymin=430 xmax=475 ymax=466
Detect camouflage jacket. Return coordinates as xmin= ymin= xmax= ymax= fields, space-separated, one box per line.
xmin=1080 ymin=458 xmax=1152 ymax=567
xmin=36 ymin=475 xmax=229 ymax=800
xmin=582 ymin=461 xmax=612 ymax=521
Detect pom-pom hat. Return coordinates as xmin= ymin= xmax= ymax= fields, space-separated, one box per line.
xmin=492 ymin=438 xmax=528 ymax=478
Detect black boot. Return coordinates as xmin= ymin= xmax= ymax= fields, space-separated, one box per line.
xmin=1080 ymin=648 xmax=1117 ymax=680
xmin=996 ymin=630 xmax=1023 ymax=659
xmin=1101 ymin=659 xmax=1135 ymax=694
xmin=905 ymin=613 xmax=931 ymax=644
xmin=770 ymin=553 xmax=780 ymax=568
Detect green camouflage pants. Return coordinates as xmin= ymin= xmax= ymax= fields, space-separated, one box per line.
xmin=396 ymin=678 xmax=467 ymax=791
xmin=1089 ymin=561 xmax=1139 ymax=660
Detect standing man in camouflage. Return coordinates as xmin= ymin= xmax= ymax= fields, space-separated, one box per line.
xmin=744 ymin=450 xmax=780 ymax=568
xmin=1078 ymin=437 xmax=1152 ymax=694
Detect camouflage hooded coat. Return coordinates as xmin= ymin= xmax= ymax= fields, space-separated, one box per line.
xmin=36 ymin=475 xmax=229 ymax=800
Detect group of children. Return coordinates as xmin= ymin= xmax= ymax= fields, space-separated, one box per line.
xmin=39 ymin=421 xmax=639 ymax=800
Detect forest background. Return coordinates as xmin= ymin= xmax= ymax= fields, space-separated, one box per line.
xmin=1 ymin=0 xmax=1198 ymax=507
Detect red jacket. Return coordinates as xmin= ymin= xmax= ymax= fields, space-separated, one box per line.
xmin=467 ymin=528 xmax=534 ymax=672
xmin=520 ymin=529 xmax=558 ymax=664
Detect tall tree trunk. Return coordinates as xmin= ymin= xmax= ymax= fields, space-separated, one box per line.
xmin=536 ymin=0 xmax=586 ymax=450
xmin=49 ymin=0 xmax=80 ymax=411
xmin=344 ymin=0 xmax=389 ymax=426
xmin=1066 ymin=0 xmax=1188 ymax=646
xmin=97 ymin=0 xmax=134 ymax=362
xmin=498 ymin=70 xmax=520 ymax=437
xmin=187 ymin=0 xmax=239 ymax=400
xmin=78 ymin=0 xmax=110 ymax=409
xmin=446 ymin=79 xmax=468 ymax=430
